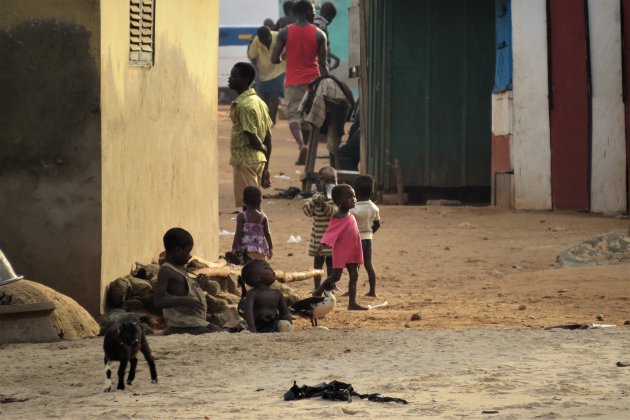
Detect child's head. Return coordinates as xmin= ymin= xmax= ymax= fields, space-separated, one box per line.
xmin=243 ymin=186 xmax=262 ymax=209
xmin=228 ymin=62 xmax=256 ymax=92
xmin=257 ymin=25 xmax=272 ymax=46
xmin=163 ymin=227 xmax=194 ymax=265
xmin=353 ymin=175 xmax=375 ymax=201
xmin=318 ymin=166 xmax=337 ymax=187
xmin=331 ymin=184 xmax=356 ymax=210
xmin=241 ymin=259 xmax=275 ymax=288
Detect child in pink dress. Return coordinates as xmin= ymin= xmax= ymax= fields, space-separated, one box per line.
xmin=232 ymin=186 xmax=273 ymax=262
xmin=315 ymin=184 xmax=368 ymax=310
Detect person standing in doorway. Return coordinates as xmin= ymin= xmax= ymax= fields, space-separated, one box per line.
xmin=272 ymin=0 xmax=328 ymax=165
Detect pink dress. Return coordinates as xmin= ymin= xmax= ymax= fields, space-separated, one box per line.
xmin=320 ymin=214 xmax=364 ymax=269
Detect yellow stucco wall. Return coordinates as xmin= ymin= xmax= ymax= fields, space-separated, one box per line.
xmin=100 ymin=0 xmax=219 ymax=310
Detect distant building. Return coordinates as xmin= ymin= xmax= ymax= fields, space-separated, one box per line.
xmin=359 ymin=0 xmax=629 ymax=214
xmin=0 ymin=0 xmax=220 ymax=314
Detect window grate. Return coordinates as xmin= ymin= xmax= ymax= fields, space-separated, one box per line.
xmin=129 ymin=0 xmax=154 ymax=65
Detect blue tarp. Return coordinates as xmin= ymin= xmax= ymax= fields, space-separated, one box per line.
xmin=493 ymin=0 xmax=512 ymax=93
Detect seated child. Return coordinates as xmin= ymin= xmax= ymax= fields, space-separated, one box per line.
xmin=241 ymin=259 xmax=293 ymax=333
xmin=315 ymin=184 xmax=368 ymax=310
xmin=350 ymin=175 xmax=381 ymax=297
xmin=232 ymin=186 xmax=273 ymax=262
xmin=154 ymin=228 xmax=222 ymax=335
xmin=302 ymin=166 xmax=337 ymax=289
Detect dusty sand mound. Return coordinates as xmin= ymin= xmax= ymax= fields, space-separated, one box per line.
xmin=1 ymin=280 xmax=99 ymax=339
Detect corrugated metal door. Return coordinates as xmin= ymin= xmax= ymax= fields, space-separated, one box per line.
xmin=548 ymin=0 xmax=590 ymax=210
xmin=383 ymin=0 xmax=494 ymax=188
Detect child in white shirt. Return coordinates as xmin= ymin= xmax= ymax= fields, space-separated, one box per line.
xmin=349 ymin=175 xmax=380 ymax=296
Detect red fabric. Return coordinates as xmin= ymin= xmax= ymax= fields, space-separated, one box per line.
xmin=320 ymin=215 xmax=363 ymax=269
xmin=285 ymin=24 xmax=320 ymax=86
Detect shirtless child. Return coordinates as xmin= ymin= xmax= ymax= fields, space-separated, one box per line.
xmin=241 ymin=260 xmax=293 ymax=333
xmin=154 ymin=228 xmax=221 ymax=335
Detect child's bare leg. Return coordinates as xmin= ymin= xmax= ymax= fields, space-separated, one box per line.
xmin=313 ymin=268 xmax=343 ymax=296
xmin=313 ymin=256 xmax=325 ymax=289
xmin=324 ymin=256 xmax=333 ymax=277
xmin=362 ymin=241 xmax=377 ymax=296
xmin=346 ymin=264 xmax=368 ymax=310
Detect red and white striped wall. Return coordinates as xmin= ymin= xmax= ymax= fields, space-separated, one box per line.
xmin=492 ymin=0 xmax=629 ymax=214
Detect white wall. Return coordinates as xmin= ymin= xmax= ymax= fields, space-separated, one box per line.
xmin=511 ymin=0 xmax=552 ymax=210
xmin=588 ymin=0 xmax=627 ymax=214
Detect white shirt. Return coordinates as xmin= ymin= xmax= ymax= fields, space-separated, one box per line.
xmin=350 ymin=200 xmax=380 ymax=240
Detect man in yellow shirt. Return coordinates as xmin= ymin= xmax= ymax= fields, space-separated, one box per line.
xmin=248 ymin=26 xmax=286 ymax=125
xmin=229 ymin=62 xmax=273 ymax=210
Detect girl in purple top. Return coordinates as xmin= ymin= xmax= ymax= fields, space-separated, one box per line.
xmin=315 ymin=184 xmax=367 ymax=310
xmin=232 ymin=186 xmax=273 ymax=262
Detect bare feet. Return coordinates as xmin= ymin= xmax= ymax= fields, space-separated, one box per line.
xmin=365 ymin=292 xmax=378 ymax=297
xmin=347 ymin=302 xmax=369 ymax=311
xmin=340 ymin=291 xmax=349 ymax=297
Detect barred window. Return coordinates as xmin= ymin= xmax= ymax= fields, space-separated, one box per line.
xmin=129 ymin=0 xmax=154 ymax=65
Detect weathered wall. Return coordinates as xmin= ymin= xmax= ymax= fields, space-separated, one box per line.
xmin=0 ymin=0 xmax=102 ymax=314
xmin=588 ymin=0 xmax=627 ymax=214
xmin=511 ymin=0 xmax=552 ymax=210
xmin=100 ymin=0 xmax=219 ymax=310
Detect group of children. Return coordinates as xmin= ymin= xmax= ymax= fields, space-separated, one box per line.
xmin=232 ymin=167 xmax=380 ymax=327
xmin=155 ymin=168 xmax=380 ymax=334
xmin=155 ymin=58 xmax=380 ymax=333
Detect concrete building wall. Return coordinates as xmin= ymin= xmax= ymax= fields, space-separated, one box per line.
xmin=511 ymin=0 xmax=552 ymax=210
xmin=100 ymin=0 xmax=220 ymax=310
xmin=0 ymin=0 xmax=103 ymax=313
xmin=588 ymin=0 xmax=627 ymax=214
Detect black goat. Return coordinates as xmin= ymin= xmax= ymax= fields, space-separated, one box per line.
xmin=103 ymin=318 xmax=157 ymax=392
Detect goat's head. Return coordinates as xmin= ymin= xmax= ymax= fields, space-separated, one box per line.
xmin=117 ymin=321 xmax=140 ymax=347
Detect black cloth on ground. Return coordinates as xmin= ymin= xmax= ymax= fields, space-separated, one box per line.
xmin=284 ymin=380 xmax=408 ymax=404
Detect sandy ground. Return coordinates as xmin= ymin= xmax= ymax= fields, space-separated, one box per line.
xmin=1 ymin=108 xmax=629 ymax=418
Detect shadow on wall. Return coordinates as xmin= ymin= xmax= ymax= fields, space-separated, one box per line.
xmin=0 ymin=20 xmax=100 ymax=175
xmin=0 ymin=20 xmax=102 ymax=314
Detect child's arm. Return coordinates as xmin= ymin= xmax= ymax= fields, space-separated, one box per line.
xmin=154 ymin=269 xmax=204 ymax=311
xmin=244 ymin=289 xmax=258 ymax=333
xmin=277 ymin=290 xmax=293 ymax=322
xmin=232 ymin=213 xmax=244 ymax=253
xmin=262 ymin=216 xmax=273 ymax=259
xmin=302 ymin=195 xmax=317 ymax=216
xmin=261 ymin=129 xmax=272 ymax=188
xmin=372 ymin=205 xmax=381 ymax=234
xmin=244 ymin=131 xmax=267 ymax=153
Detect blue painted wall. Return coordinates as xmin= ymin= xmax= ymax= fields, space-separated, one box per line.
xmin=494 ymin=0 xmax=512 ymax=93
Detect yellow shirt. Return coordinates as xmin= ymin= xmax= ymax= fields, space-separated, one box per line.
xmin=230 ymin=88 xmax=272 ymax=166
xmin=247 ymin=31 xmax=286 ymax=81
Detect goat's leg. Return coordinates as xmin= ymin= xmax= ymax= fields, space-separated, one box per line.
xmin=104 ymin=357 xmax=113 ymax=392
xmin=117 ymin=358 xmax=128 ymax=390
xmin=127 ymin=357 xmax=138 ymax=386
xmin=140 ymin=336 xmax=158 ymax=383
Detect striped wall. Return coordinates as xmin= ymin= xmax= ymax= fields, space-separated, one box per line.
xmin=492 ymin=0 xmax=629 ymax=214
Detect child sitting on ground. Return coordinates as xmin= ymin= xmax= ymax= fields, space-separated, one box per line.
xmin=303 ymin=167 xmax=337 ymax=289
xmin=241 ymin=259 xmax=293 ymax=333
xmin=154 ymin=228 xmax=222 ymax=335
xmin=232 ymin=186 xmax=273 ymax=262
xmin=350 ymin=175 xmax=381 ymax=297
xmin=315 ymin=184 xmax=368 ymax=310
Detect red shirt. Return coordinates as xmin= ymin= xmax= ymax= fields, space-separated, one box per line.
xmin=284 ymin=24 xmax=320 ymax=86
